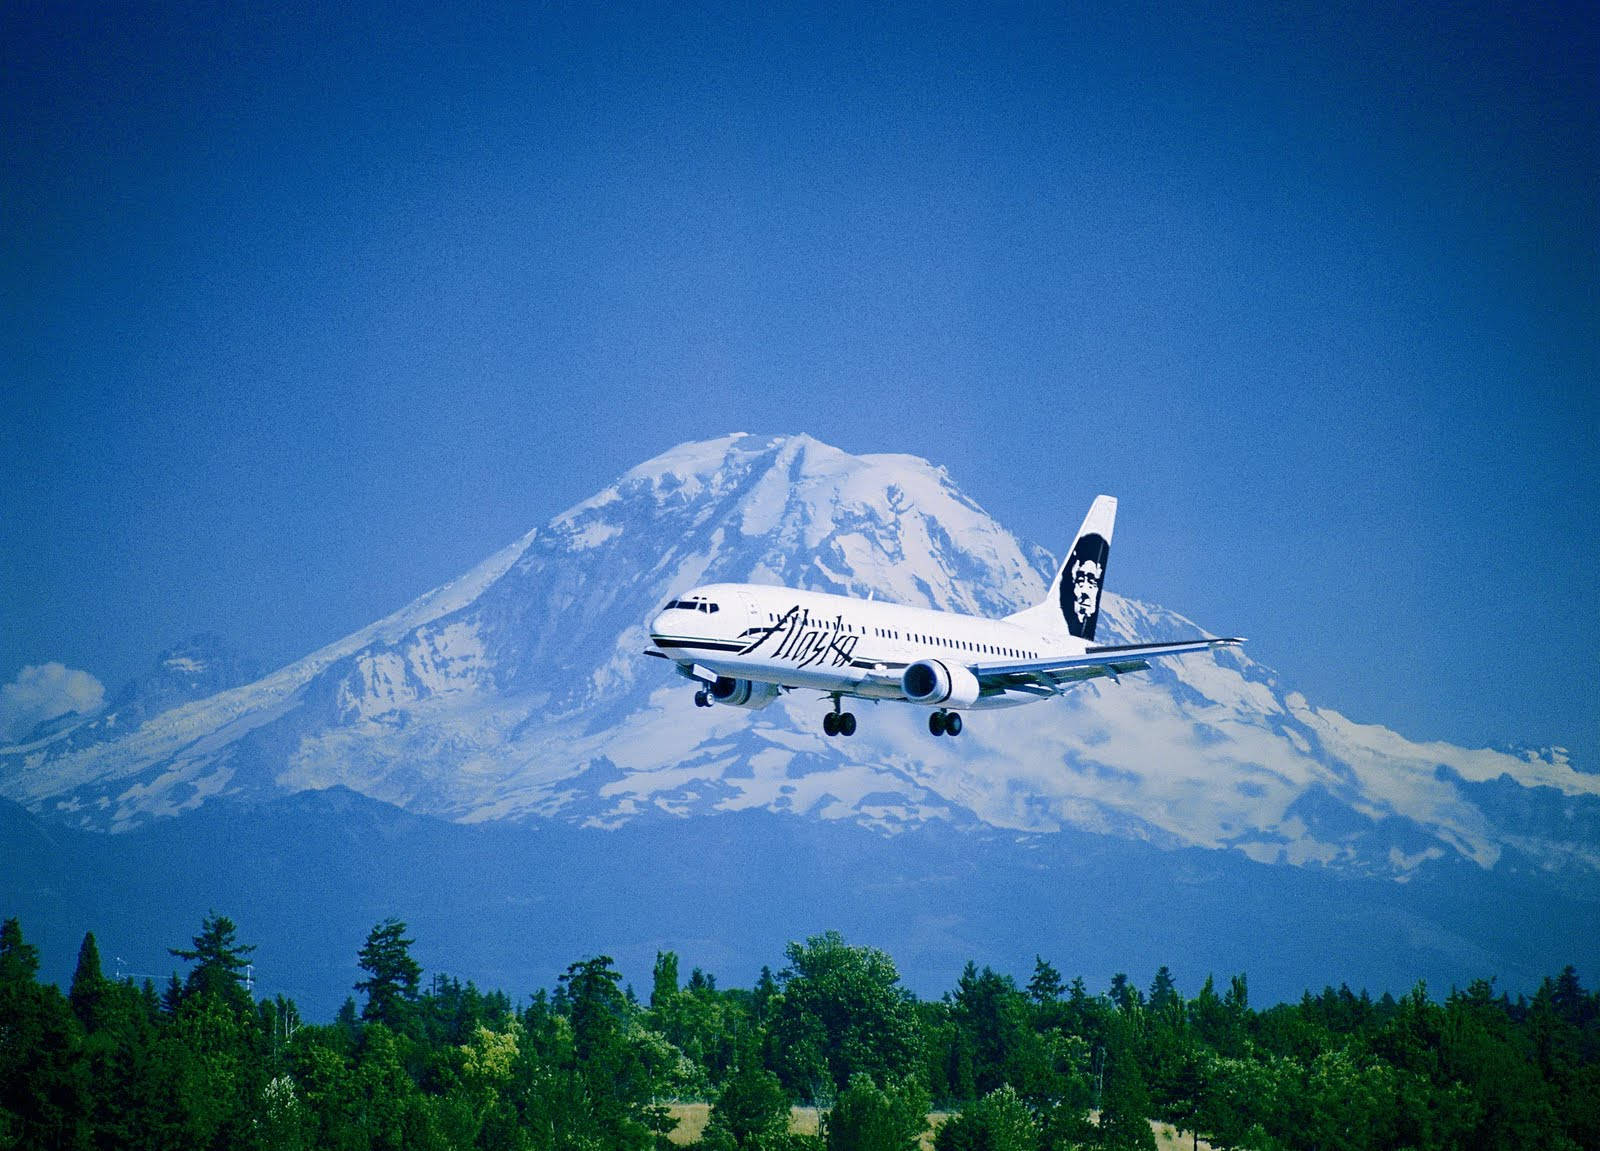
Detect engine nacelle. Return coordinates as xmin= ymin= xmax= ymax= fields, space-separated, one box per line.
xmin=900 ymin=659 xmax=981 ymax=708
xmin=709 ymin=676 xmax=780 ymax=710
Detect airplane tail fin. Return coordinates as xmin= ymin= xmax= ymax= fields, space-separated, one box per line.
xmin=1006 ymin=495 xmax=1117 ymax=642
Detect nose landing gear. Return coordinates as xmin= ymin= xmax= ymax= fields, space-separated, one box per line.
xmin=928 ymin=710 xmax=963 ymax=737
xmin=694 ymin=690 xmax=710 ymax=708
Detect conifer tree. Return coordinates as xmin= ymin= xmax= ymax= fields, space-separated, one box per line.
xmin=0 ymin=917 xmax=40 ymax=985
xmin=68 ymin=931 xmax=108 ymax=1032
xmin=1028 ymin=956 xmax=1065 ymax=1005
xmin=1148 ymin=967 xmax=1179 ymax=1015
xmin=355 ymin=918 xmax=422 ymax=1031
xmin=170 ymin=911 xmax=256 ymax=1005
xmin=752 ymin=965 xmax=779 ymax=1024
xmin=1097 ymin=1012 xmax=1157 ymax=1150
xmin=559 ymin=954 xmax=675 ymax=1147
xmin=703 ymin=1040 xmax=791 ymax=1151
xmin=0 ymin=918 xmax=90 ymax=1148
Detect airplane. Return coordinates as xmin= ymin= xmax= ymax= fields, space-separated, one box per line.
xmin=644 ymin=495 xmax=1243 ymax=737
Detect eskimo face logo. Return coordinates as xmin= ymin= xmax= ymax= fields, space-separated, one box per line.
xmin=1059 ymin=532 xmax=1109 ymax=639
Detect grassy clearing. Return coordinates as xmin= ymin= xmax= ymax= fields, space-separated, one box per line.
xmin=665 ymin=1103 xmax=1200 ymax=1150
xmin=1151 ymin=1120 xmax=1214 ymax=1151
xmin=665 ymin=1103 xmax=709 ymax=1145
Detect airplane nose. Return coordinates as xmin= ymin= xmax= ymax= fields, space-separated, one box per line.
xmin=649 ymin=611 xmax=670 ymax=639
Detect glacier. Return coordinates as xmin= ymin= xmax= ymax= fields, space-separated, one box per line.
xmin=4 ymin=432 xmax=1596 ymax=887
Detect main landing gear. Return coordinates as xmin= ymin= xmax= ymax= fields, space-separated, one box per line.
xmin=694 ymin=690 xmax=711 ymax=707
xmin=928 ymin=710 xmax=963 ymax=737
xmin=822 ymin=697 xmax=857 ymax=737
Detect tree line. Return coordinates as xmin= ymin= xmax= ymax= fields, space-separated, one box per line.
xmin=2 ymin=913 xmax=1597 ymax=1150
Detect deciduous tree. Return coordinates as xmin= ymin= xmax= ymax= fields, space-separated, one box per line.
xmin=768 ymin=931 xmax=923 ymax=1101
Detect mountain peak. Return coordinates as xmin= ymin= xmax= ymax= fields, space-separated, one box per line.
xmin=2 ymin=437 xmax=1594 ymax=893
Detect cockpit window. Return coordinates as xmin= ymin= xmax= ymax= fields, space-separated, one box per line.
xmin=664 ymin=598 xmax=719 ymax=613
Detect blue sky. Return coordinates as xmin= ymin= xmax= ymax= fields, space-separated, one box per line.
xmin=4 ymin=1 xmax=1596 ymax=763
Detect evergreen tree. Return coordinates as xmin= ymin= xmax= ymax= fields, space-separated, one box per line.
xmin=0 ymin=918 xmax=91 ymax=1149
xmin=1148 ymin=967 xmax=1179 ymax=1015
xmin=1553 ymin=965 xmax=1590 ymax=1027
xmin=68 ymin=931 xmax=109 ymax=1032
xmin=87 ymin=978 xmax=168 ymax=1150
xmin=703 ymin=1047 xmax=792 ymax=1151
xmin=156 ymin=990 xmax=266 ymax=1148
xmin=12 ymin=912 xmax=1600 ymax=1151
xmin=949 ymin=963 xmax=1034 ymax=1098
xmin=1097 ymin=1013 xmax=1156 ymax=1151
xmin=560 ymin=954 xmax=676 ymax=1148
xmin=1188 ymin=976 xmax=1230 ymax=1054
xmin=161 ymin=972 xmax=185 ymax=1016
xmin=355 ymin=918 xmax=422 ymax=1032
xmin=1063 ymin=977 xmax=1093 ymax=1036
xmin=753 ymin=965 xmax=780 ymax=1025
xmin=169 ymin=911 xmax=256 ymax=1006
xmin=350 ymin=1022 xmax=435 ymax=1149
xmin=0 ymin=917 xmax=40 ymax=985
xmin=1028 ymin=956 xmax=1065 ymax=1006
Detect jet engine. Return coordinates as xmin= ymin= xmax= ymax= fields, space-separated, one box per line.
xmin=709 ymin=676 xmax=780 ymax=710
xmin=900 ymin=660 xmax=981 ymax=707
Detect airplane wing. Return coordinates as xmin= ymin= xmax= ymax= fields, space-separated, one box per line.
xmin=969 ymin=637 xmax=1245 ymax=696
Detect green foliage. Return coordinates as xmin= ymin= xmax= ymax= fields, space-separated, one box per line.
xmin=2 ymin=912 xmax=1598 ymax=1151
xmin=950 ymin=964 xmax=1033 ymax=1098
xmin=0 ymin=918 xmax=41 ymax=985
xmin=934 ymin=1084 xmax=1038 ymax=1151
xmin=169 ymin=910 xmax=256 ymax=1007
xmin=1027 ymin=957 xmax=1065 ymax=1007
xmin=156 ymin=989 xmax=268 ymax=1147
xmin=649 ymin=954 xmax=742 ymax=1090
xmin=1097 ymin=1011 xmax=1156 ymax=1151
xmin=68 ymin=933 xmax=108 ymax=1033
xmin=704 ymin=1055 xmax=792 ymax=1150
xmin=0 ymin=919 xmax=90 ymax=1150
xmin=823 ymin=1073 xmax=929 ymax=1151
xmin=355 ymin=918 xmax=422 ymax=1034
xmin=556 ymin=954 xmax=686 ymax=1148
xmin=654 ymin=950 xmax=682 ymax=1008
xmin=767 ymin=931 xmax=923 ymax=1102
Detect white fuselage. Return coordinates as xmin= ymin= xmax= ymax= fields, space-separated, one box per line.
xmin=649 ymin=582 xmax=1087 ymax=709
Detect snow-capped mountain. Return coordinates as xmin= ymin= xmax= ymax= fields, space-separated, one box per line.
xmin=5 ymin=433 xmax=1596 ymax=886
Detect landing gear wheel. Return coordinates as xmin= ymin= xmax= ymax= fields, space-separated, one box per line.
xmin=945 ymin=712 xmax=963 ymax=737
xmin=929 ymin=711 xmax=947 ymax=737
xmin=823 ymin=711 xmax=840 ymax=737
xmin=694 ymin=690 xmax=709 ymax=708
xmin=839 ymin=712 xmax=857 ymax=737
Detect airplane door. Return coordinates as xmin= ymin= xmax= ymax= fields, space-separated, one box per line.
xmin=726 ymin=588 xmax=763 ymax=639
